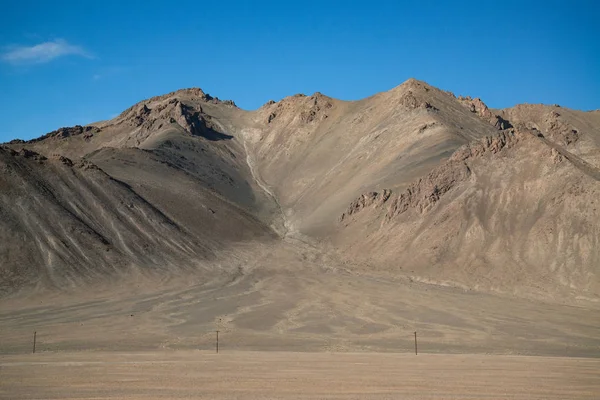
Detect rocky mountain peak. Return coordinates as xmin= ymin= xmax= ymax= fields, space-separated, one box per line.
xmin=457 ymin=95 xmax=512 ymax=130
xmin=262 ymin=90 xmax=335 ymax=125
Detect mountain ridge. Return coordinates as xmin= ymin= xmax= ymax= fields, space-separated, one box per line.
xmin=2 ymin=78 xmax=599 ymax=303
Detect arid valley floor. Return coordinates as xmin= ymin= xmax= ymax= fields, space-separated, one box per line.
xmin=2 ymin=351 xmax=600 ymax=399
xmin=2 ymin=239 xmax=599 ymax=398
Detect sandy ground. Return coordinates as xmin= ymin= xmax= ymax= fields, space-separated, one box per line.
xmin=1 ymin=351 xmax=599 ymax=399
xmin=2 ymin=241 xmax=600 ymax=357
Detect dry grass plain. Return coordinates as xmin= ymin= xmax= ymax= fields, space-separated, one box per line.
xmin=1 ymin=351 xmax=599 ymax=399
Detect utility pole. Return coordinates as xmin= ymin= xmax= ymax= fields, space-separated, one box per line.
xmin=216 ymin=330 xmax=219 ymax=354
xmin=32 ymin=331 xmax=37 ymax=354
xmin=414 ymin=331 xmax=418 ymax=355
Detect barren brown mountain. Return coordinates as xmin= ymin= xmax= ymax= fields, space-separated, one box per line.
xmin=1 ymin=79 xmax=599 ymax=357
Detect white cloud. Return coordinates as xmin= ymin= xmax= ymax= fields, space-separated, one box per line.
xmin=2 ymin=39 xmax=93 ymax=64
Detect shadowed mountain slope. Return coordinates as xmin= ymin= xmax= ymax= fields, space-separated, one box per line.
xmin=1 ymin=89 xmax=276 ymax=293
xmin=0 ymin=148 xmax=208 ymax=293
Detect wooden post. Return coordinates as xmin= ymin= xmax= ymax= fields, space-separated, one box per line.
xmin=32 ymin=331 xmax=37 ymax=354
xmin=216 ymin=330 xmax=219 ymax=354
xmin=414 ymin=331 xmax=418 ymax=355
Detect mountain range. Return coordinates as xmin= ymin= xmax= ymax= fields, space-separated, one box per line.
xmin=1 ymin=79 xmax=599 ymax=355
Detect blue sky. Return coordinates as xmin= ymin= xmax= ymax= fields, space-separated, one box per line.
xmin=1 ymin=0 xmax=598 ymax=141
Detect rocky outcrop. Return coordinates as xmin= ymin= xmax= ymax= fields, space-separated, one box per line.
xmin=0 ymin=147 xmax=112 ymax=175
xmin=339 ymin=162 xmax=471 ymax=223
xmin=418 ymin=122 xmax=437 ymax=133
xmin=1 ymin=147 xmax=47 ymax=162
xmin=399 ymin=90 xmax=438 ymax=111
xmin=115 ymin=88 xmax=237 ymax=127
xmin=173 ymin=101 xmax=232 ymax=140
xmin=449 ymin=129 xmax=522 ymax=161
xmin=550 ymin=147 xmax=564 ymax=164
xmin=7 ymin=139 xmax=25 ymax=144
xmin=24 ymin=125 xmax=101 ymax=144
xmin=339 ymin=190 xmax=392 ymax=221
xmin=53 ymin=154 xmax=74 ymax=167
xmin=130 ymin=104 xmax=153 ymax=128
xmin=75 ymin=159 xmax=103 ymax=172
xmin=458 ymin=96 xmax=512 ymax=130
xmin=173 ymin=101 xmax=202 ymax=133
xmin=300 ymin=93 xmax=333 ymax=123
xmin=130 ymin=88 xmax=236 ymax=110
xmin=340 ymin=130 xmax=529 ymax=223
xmin=385 ymin=162 xmax=471 ymax=220
xmin=264 ymin=92 xmax=333 ymax=124
xmin=544 ymin=110 xmax=579 ymax=146
xmin=118 ymin=97 xmax=232 ymax=141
